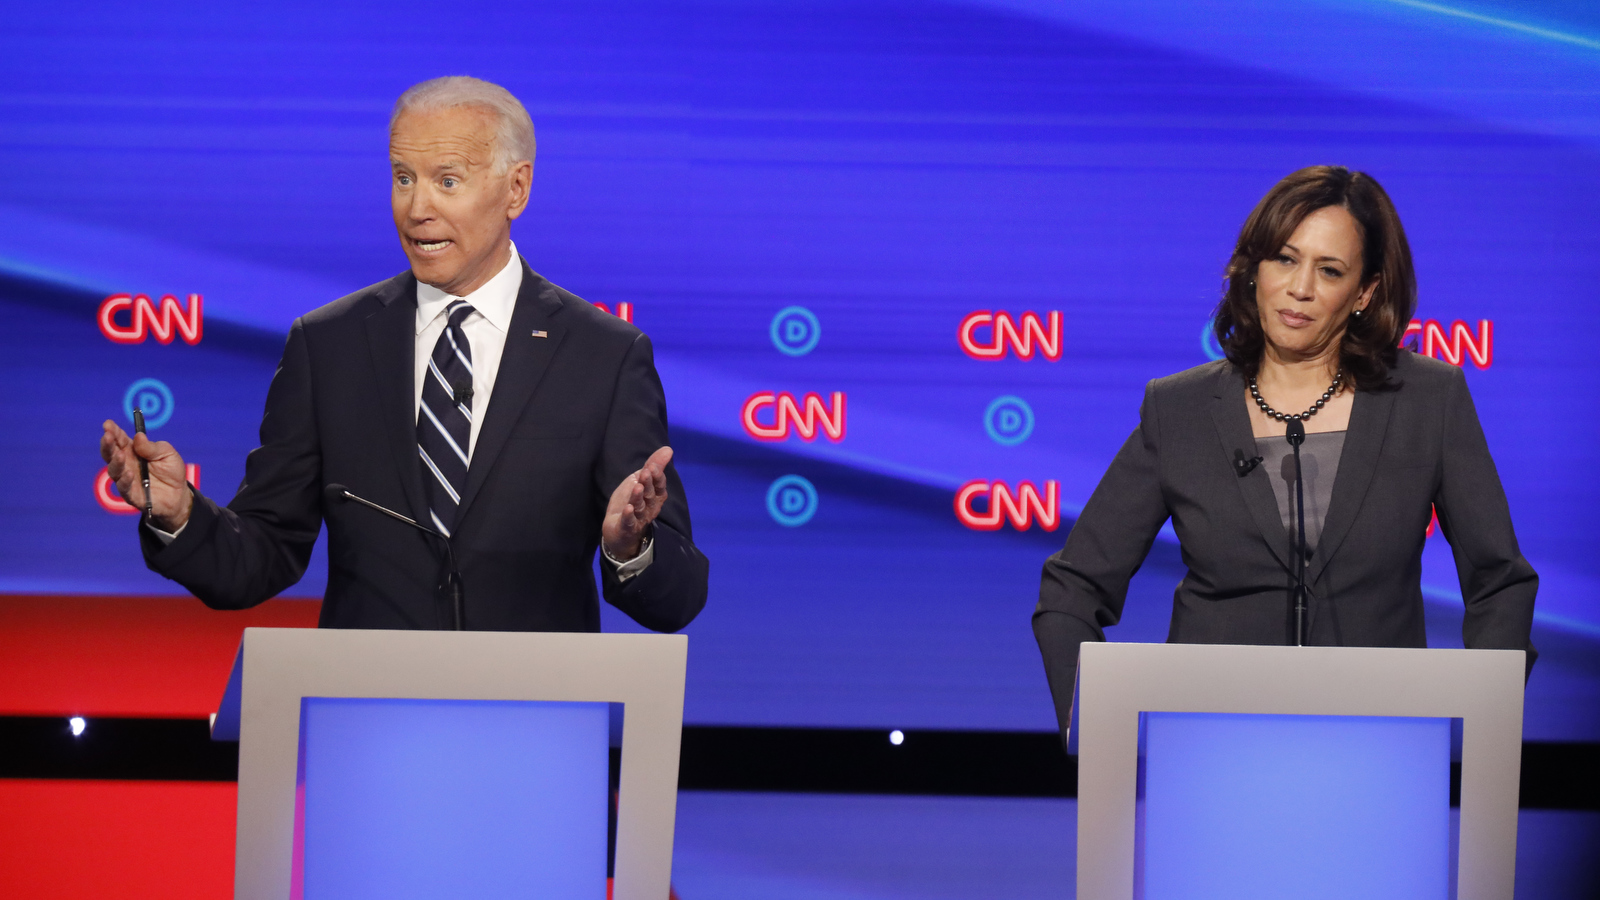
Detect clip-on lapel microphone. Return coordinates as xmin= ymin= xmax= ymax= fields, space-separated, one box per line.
xmin=1234 ymin=449 xmax=1263 ymax=477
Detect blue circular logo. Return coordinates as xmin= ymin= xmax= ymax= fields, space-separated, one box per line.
xmin=1201 ymin=321 xmax=1225 ymax=361
xmin=983 ymin=395 xmax=1034 ymax=446
xmin=123 ymin=378 xmax=175 ymax=430
xmin=770 ymin=306 xmax=821 ymax=357
xmin=766 ymin=474 xmax=818 ymax=527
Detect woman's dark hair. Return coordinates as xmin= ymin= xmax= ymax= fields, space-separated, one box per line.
xmin=1212 ymin=165 xmax=1416 ymax=390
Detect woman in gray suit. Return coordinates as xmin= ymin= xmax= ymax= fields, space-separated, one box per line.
xmin=1033 ymin=165 xmax=1537 ymax=737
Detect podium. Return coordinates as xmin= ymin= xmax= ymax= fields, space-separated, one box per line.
xmin=1069 ymin=643 xmax=1525 ymax=900
xmin=211 ymin=627 xmax=688 ymax=900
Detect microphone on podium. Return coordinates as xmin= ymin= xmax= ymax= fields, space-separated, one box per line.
xmin=1285 ymin=419 xmax=1308 ymax=647
xmin=323 ymin=484 xmax=464 ymax=631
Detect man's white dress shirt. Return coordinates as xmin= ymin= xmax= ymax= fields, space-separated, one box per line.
xmin=412 ymin=243 xmax=522 ymax=458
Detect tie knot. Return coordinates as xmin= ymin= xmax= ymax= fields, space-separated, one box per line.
xmin=445 ymin=301 xmax=476 ymax=328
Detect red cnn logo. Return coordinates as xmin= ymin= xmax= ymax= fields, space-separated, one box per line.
xmin=954 ymin=480 xmax=1060 ymax=531
xmin=98 ymin=294 xmax=204 ymax=345
xmin=593 ymin=301 xmax=633 ymax=323
xmin=95 ymin=464 xmax=201 ymax=514
xmin=1401 ymin=319 xmax=1491 ymax=369
xmin=958 ymin=311 xmax=1062 ymax=361
xmin=741 ymin=392 xmax=847 ymax=442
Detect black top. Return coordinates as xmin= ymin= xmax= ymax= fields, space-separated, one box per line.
xmin=1033 ymin=353 xmax=1536 ymax=740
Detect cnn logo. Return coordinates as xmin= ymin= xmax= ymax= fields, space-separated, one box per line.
xmin=958 ymin=310 xmax=1062 ymax=361
xmin=741 ymin=392 xmax=847 ymax=442
xmin=1403 ymin=319 xmax=1491 ymax=369
xmin=98 ymin=294 xmax=204 ymax=345
xmin=954 ymin=480 xmax=1060 ymax=531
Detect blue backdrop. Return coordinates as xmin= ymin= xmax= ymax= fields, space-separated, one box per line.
xmin=4 ymin=0 xmax=1598 ymax=738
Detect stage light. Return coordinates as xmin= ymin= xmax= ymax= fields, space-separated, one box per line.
xmin=889 ymin=729 xmax=904 ymax=745
xmin=69 ymin=716 xmax=86 ymax=737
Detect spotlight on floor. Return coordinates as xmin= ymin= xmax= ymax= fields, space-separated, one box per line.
xmin=69 ymin=716 xmax=87 ymax=737
xmin=889 ymin=729 xmax=904 ymax=746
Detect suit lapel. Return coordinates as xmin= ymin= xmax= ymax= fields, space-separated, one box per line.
xmin=1309 ymin=387 xmax=1397 ymax=585
xmin=1210 ymin=366 xmax=1293 ymax=571
xmin=363 ymin=274 xmax=430 ymax=524
xmin=454 ymin=264 xmax=569 ymax=525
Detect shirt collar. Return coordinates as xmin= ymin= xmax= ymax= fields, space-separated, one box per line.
xmin=415 ymin=241 xmax=523 ymax=335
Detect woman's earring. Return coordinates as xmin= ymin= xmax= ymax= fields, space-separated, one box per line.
xmin=1353 ymin=308 xmax=1363 ymax=317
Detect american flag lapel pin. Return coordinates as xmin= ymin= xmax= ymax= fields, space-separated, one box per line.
xmin=531 ymin=329 xmax=548 ymax=338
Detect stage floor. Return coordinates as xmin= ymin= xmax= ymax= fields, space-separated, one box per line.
xmin=2 ymin=783 xmax=1597 ymax=898
xmin=672 ymin=792 xmax=1600 ymax=900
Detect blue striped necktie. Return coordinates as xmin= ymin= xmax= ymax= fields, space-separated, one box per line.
xmin=417 ymin=300 xmax=476 ymax=537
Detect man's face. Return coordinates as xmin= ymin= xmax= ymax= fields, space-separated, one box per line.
xmin=390 ymin=105 xmax=531 ymax=296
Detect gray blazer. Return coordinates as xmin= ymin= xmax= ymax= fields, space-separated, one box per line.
xmin=1033 ymin=351 xmax=1537 ymax=733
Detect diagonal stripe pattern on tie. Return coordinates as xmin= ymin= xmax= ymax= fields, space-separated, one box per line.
xmin=417 ymin=300 xmax=476 ymax=538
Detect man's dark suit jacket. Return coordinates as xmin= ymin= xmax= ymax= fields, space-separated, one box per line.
xmin=141 ymin=262 xmax=709 ymax=633
xmin=1034 ymin=352 xmax=1537 ymax=733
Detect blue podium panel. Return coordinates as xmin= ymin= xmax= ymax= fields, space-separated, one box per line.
xmin=297 ymin=697 xmax=609 ymax=900
xmin=1138 ymin=713 xmax=1452 ymax=900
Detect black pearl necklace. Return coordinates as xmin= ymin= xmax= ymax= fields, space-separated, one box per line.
xmin=1249 ymin=371 xmax=1343 ymax=423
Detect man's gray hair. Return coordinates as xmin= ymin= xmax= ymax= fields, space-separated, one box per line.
xmin=390 ymin=76 xmax=536 ymax=173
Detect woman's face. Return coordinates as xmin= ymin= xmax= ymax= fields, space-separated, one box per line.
xmin=1254 ymin=205 xmax=1376 ymax=364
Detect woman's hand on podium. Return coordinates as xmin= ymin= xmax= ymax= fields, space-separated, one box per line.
xmin=100 ymin=419 xmax=194 ymax=532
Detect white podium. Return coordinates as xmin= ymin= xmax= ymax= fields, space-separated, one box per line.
xmin=1070 ymin=643 xmax=1525 ymax=900
xmin=211 ymin=627 xmax=688 ymax=900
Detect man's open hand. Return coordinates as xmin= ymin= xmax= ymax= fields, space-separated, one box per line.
xmin=100 ymin=420 xmax=193 ymax=531
xmin=602 ymin=446 xmax=672 ymax=562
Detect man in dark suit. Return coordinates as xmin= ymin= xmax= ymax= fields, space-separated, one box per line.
xmin=99 ymin=76 xmax=707 ymax=633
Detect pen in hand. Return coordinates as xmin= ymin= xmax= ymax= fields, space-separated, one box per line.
xmin=133 ymin=408 xmax=153 ymax=520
